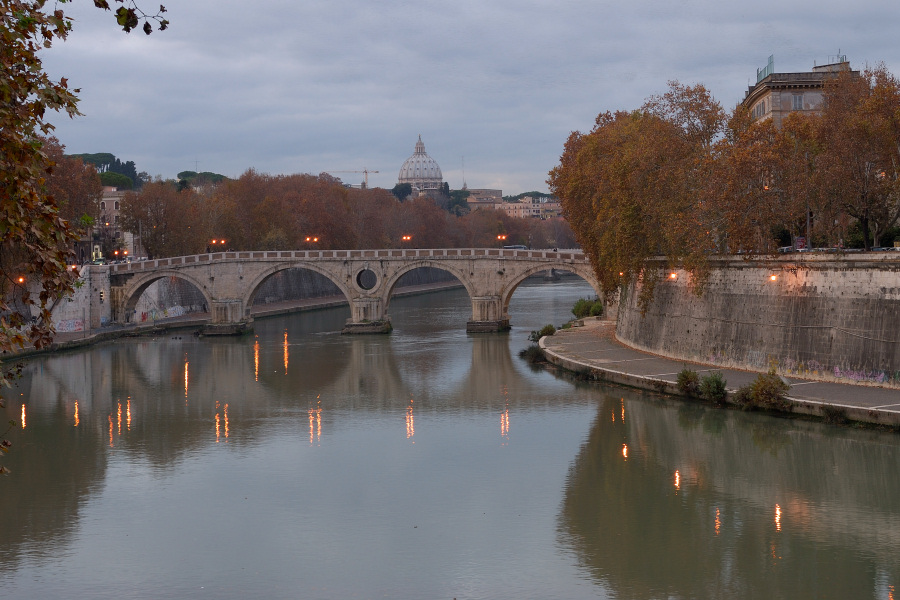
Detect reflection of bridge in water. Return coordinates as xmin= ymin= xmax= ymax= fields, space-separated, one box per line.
xmin=108 ymin=248 xmax=598 ymax=333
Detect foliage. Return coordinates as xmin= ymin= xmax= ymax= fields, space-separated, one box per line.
xmin=548 ymin=81 xmax=725 ymax=308
xmin=99 ymin=171 xmax=133 ymax=190
xmin=120 ymin=180 xmax=200 ymax=258
xmin=549 ymin=65 xmax=900 ymax=305
xmin=735 ymin=368 xmax=791 ymax=411
xmin=447 ymin=188 xmax=470 ymax=215
xmin=699 ymin=371 xmax=728 ymax=403
xmin=111 ymin=170 xmax=577 ymax=257
xmin=391 ymin=183 xmax=412 ymax=201
xmin=518 ymin=344 xmax=546 ymax=364
xmin=1 ymin=0 xmax=168 ymax=475
xmin=73 ymin=152 xmax=142 ymax=188
xmin=43 ymin=137 xmax=102 ymax=232
xmin=572 ymin=297 xmax=603 ymax=319
xmin=528 ymin=324 xmax=556 ymax=342
xmin=177 ymin=171 xmax=229 ymax=188
xmin=676 ymin=368 xmax=700 ymax=397
xmin=503 ymin=191 xmax=555 ymax=202
xmin=749 ymin=369 xmax=792 ymax=410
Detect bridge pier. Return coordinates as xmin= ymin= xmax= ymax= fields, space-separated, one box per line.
xmin=202 ymin=299 xmax=253 ymax=335
xmin=466 ymin=296 xmax=510 ymax=333
xmin=342 ymin=296 xmax=392 ymax=334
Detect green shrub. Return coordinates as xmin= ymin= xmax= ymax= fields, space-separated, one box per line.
xmin=676 ymin=368 xmax=700 ymax=397
xmin=527 ymin=324 xmax=556 ymax=342
xmin=519 ymin=344 xmax=545 ymax=363
xmin=734 ymin=385 xmax=754 ymax=409
xmin=572 ymin=298 xmax=603 ymax=319
xmin=734 ymin=369 xmax=791 ymax=411
xmin=750 ymin=368 xmax=791 ymax=411
xmin=699 ymin=372 xmax=728 ymax=403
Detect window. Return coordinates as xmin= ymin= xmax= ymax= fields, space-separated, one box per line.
xmin=114 ymin=201 xmax=120 ymax=211
xmin=100 ymin=201 xmax=106 ymax=210
xmin=792 ymin=94 xmax=803 ymax=111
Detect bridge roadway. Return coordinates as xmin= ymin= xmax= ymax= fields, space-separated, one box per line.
xmin=108 ymin=248 xmax=599 ymax=334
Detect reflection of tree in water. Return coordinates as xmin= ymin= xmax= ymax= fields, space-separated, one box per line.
xmin=558 ymin=394 xmax=900 ymax=599
xmin=0 ymin=382 xmax=107 ymax=571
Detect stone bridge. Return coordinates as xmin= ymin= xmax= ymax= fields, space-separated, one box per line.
xmin=108 ymin=248 xmax=599 ymax=334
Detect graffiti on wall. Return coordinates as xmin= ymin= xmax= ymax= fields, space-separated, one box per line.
xmin=55 ymin=318 xmax=85 ymax=333
xmin=705 ymin=348 xmax=900 ymax=386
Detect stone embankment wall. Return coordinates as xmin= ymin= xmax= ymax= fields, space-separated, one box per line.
xmin=616 ymin=255 xmax=900 ymax=387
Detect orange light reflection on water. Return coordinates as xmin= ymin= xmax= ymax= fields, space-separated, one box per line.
xmin=117 ymin=402 xmax=122 ymax=435
xmin=74 ymin=401 xmax=79 ymax=427
xmin=715 ymin=508 xmax=721 ymax=535
xmin=283 ymin=330 xmax=289 ymax=374
xmin=21 ymin=404 xmax=25 ymax=429
xmin=184 ymin=360 xmax=189 ymax=398
xmin=674 ymin=470 xmax=680 ymax=490
xmin=500 ymin=407 xmax=509 ymax=443
xmin=622 ymin=444 xmax=628 ymax=460
xmin=775 ymin=504 xmax=782 ymax=531
xmin=254 ymin=338 xmax=259 ymax=381
xmin=406 ymin=401 xmax=415 ymax=440
xmin=127 ymin=399 xmax=132 ymax=431
xmin=108 ymin=414 xmax=114 ymax=447
xmin=224 ymin=404 xmax=229 ymax=439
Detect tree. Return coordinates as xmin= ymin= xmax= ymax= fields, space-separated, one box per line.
xmin=391 ymin=182 xmax=412 ymax=201
xmin=120 ymin=181 xmax=201 ymax=258
xmin=99 ymin=171 xmax=133 ymax=189
xmin=1 ymin=0 xmax=169 ymax=350
xmin=814 ymin=66 xmax=900 ymax=249
xmin=549 ymin=82 xmax=726 ymax=306
xmin=1 ymin=0 xmax=168 ymax=473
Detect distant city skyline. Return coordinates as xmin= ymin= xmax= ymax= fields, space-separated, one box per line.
xmin=41 ymin=1 xmax=899 ymax=195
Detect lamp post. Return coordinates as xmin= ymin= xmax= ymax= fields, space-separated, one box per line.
xmin=497 ymin=234 xmax=507 ymax=248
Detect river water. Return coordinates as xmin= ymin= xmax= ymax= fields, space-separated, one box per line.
xmin=2 ymin=279 xmax=899 ymax=599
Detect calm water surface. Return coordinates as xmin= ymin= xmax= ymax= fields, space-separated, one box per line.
xmin=2 ymin=279 xmax=900 ymax=599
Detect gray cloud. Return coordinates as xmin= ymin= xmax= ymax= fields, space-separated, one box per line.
xmin=41 ymin=0 xmax=900 ymax=193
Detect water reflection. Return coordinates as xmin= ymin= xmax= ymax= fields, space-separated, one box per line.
xmin=3 ymin=279 xmax=898 ymax=598
xmin=559 ymin=393 xmax=900 ymax=599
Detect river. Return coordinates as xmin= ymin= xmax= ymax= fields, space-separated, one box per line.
xmin=2 ymin=278 xmax=899 ymax=599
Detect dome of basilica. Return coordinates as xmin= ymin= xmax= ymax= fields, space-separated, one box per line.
xmin=398 ymin=135 xmax=443 ymax=193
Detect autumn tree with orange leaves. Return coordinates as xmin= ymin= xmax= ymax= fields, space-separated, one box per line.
xmin=548 ymin=82 xmax=725 ymax=305
xmin=550 ymin=66 xmax=900 ymax=306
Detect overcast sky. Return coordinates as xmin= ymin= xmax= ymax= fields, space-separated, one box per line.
xmin=41 ymin=0 xmax=899 ymax=195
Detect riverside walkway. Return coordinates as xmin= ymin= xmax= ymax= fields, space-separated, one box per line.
xmin=541 ymin=318 xmax=900 ymax=428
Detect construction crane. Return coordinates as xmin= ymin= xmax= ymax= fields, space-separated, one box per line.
xmin=327 ymin=169 xmax=380 ymax=189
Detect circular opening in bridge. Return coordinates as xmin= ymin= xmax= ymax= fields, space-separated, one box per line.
xmin=356 ymin=269 xmax=377 ymax=291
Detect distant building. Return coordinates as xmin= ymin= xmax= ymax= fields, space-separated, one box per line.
xmin=398 ymin=135 xmax=444 ymax=198
xmin=90 ymin=187 xmax=140 ymax=261
xmin=741 ymin=54 xmax=857 ymax=128
xmin=466 ymin=189 xmax=503 ymax=211
xmin=497 ymin=196 xmax=563 ymax=219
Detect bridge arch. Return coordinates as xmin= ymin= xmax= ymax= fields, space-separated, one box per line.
xmin=499 ymin=263 xmax=601 ymax=320
xmin=119 ymin=271 xmax=213 ymax=322
xmin=243 ymin=261 xmax=355 ymax=316
xmin=381 ymin=260 xmax=475 ymax=311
